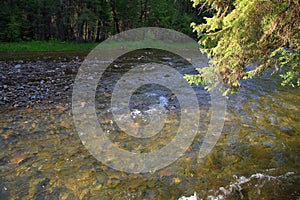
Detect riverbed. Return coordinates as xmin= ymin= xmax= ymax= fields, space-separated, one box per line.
xmin=0 ymin=50 xmax=299 ymax=199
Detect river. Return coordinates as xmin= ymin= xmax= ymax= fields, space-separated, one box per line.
xmin=0 ymin=49 xmax=299 ymax=199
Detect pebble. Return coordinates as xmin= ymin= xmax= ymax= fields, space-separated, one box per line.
xmin=16 ymin=86 xmax=24 ymax=90
xmin=0 ymin=60 xmax=77 ymax=108
xmin=14 ymin=64 xmax=21 ymax=69
xmin=138 ymin=55 xmax=146 ymax=60
xmin=162 ymin=57 xmax=172 ymax=61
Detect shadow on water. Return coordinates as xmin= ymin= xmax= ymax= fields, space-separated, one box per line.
xmin=0 ymin=49 xmax=299 ymax=199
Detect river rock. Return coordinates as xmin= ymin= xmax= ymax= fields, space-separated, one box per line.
xmin=162 ymin=57 xmax=172 ymax=61
xmin=14 ymin=64 xmax=21 ymax=69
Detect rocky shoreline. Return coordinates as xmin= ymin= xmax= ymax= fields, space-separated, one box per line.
xmin=0 ymin=58 xmax=82 ymax=109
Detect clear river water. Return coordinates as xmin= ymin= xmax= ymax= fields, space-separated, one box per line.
xmin=0 ymin=49 xmax=299 ymax=199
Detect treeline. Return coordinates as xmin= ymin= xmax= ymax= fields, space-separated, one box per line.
xmin=0 ymin=0 xmax=206 ymax=42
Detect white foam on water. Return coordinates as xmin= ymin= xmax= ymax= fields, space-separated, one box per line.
xmin=178 ymin=192 xmax=198 ymax=200
xmin=207 ymin=195 xmax=225 ymax=200
xmin=146 ymin=92 xmax=159 ymax=97
xmin=130 ymin=109 xmax=143 ymax=119
xmin=144 ymin=106 xmax=162 ymax=114
xmin=178 ymin=171 xmax=296 ymax=200
xmin=159 ymin=96 xmax=169 ymax=107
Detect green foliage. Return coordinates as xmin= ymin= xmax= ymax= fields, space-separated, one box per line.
xmin=184 ymin=66 xmax=222 ymax=90
xmin=280 ymin=71 xmax=300 ymax=87
xmin=3 ymin=16 xmax=21 ymax=42
xmin=0 ymin=0 xmax=204 ymax=42
xmin=278 ymin=48 xmax=300 ymax=87
xmin=187 ymin=0 xmax=300 ymax=94
xmin=184 ymin=74 xmax=203 ymax=85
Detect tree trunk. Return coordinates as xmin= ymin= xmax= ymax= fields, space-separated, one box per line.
xmin=109 ymin=0 xmax=120 ymax=33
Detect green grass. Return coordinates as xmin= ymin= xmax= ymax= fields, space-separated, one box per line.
xmin=0 ymin=40 xmax=99 ymax=52
xmin=96 ymin=40 xmax=198 ymax=50
xmin=0 ymin=40 xmax=198 ymax=52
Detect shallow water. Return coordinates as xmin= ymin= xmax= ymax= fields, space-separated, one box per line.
xmin=0 ymin=49 xmax=299 ymax=199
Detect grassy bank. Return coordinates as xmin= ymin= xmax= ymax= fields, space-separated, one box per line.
xmin=0 ymin=40 xmax=99 ymax=52
xmin=0 ymin=40 xmax=199 ymax=61
xmin=0 ymin=40 xmax=198 ymax=52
